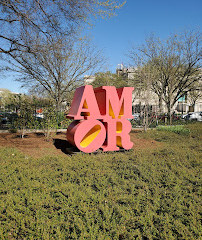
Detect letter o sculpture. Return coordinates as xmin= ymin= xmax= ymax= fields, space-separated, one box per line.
xmin=66 ymin=119 xmax=106 ymax=153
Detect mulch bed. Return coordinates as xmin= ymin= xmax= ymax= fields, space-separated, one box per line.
xmin=0 ymin=130 xmax=160 ymax=158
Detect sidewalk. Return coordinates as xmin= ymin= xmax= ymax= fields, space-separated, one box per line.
xmin=0 ymin=128 xmax=145 ymax=133
xmin=0 ymin=129 xmax=68 ymax=133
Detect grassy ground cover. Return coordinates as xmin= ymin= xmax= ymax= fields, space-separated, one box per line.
xmin=156 ymin=125 xmax=190 ymax=136
xmin=0 ymin=123 xmax=201 ymax=239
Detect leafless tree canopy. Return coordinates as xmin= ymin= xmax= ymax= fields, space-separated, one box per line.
xmin=0 ymin=0 xmax=126 ymax=107
xmin=5 ymin=35 xmax=104 ymax=105
xmin=0 ymin=0 xmax=126 ymax=54
xmin=5 ymin=36 xmax=105 ymax=109
xmin=129 ymin=30 xmax=202 ymax=122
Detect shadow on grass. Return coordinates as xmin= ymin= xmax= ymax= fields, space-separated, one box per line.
xmin=53 ymin=138 xmax=79 ymax=155
xmin=53 ymin=138 xmax=132 ymax=156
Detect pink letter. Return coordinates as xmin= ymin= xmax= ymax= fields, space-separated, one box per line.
xmin=66 ymin=119 xmax=106 ymax=153
xmin=94 ymin=86 xmax=134 ymax=120
xmin=102 ymin=118 xmax=133 ymax=151
xmin=67 ymin=85 xmax=101 ymax=120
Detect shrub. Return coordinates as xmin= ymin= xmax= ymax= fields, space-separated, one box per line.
xmin=9 ymin=128 xmax=17 ymax=133
xmin=40 ymin=105 xmax=58 ymax=140
xmin=0 ymin=123 xmax=201 ymax=239
xmin=14 ymin=96 xmax=35 ymax=138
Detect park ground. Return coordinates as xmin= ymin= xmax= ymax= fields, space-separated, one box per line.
xmin=0 ymin=123 xmax=201 ymax=239
xmin=0 ymin=130 xmax=160 ymax=158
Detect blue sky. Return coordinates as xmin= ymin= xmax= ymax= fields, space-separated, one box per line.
xmin=1 ymin=0 xmax=201 ymax=93
xmin=87 ymin=0 xmax=202 ymax=71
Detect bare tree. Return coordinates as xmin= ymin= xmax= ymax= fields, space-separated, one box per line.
xmin=4 ymin=37 xmax=105 ymax=111
xmin=0 ymin=0 xmax=125 ymax=109
xmin=188 ymin=80 xmax=202 ymax=111
xmin=0 ymin=0 xmax=126 ymax=54
xmin=129 ymin=30 xmax=202 ymax=124
xmin=130 ymin=64 xmax=158 ymax=131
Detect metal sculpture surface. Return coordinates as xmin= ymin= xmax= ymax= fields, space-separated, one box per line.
xmin=66 ymin=85 xmax=134 ymax=153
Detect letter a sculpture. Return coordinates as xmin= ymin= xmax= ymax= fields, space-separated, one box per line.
xmin=66 ymin=85 xmax=134 ymax=153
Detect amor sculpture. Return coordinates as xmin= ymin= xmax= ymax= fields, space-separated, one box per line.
xmin=66 ymin=85 xmax=134 ymax=153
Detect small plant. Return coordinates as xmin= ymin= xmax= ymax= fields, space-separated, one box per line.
xmin=156 ymin=125 xmax=190 ymax=135
xmin=9 ymin=128 xmax=17 ymax=133
xmin=14 ymin=95 xmax=35 ymax=138
xmin=40 ymin=105 xmax=58 ymax=140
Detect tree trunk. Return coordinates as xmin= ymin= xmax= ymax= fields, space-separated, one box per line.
xmin=146 ymin=108 xmax=148 ymax=131
xmin=158 ymin=95 xmax=163 ymax=114
xmin=21 ymin=127 xmax=25 ymax=138
xmin=167 ymin=102 xmax=172 ymax=125
xmin=192 ymin=102 xmax=196 ymax=112
xmin=55 ymin=99 xmax=61 ymax=133
xmin=143 ymin=106 xmax=147 ymax=132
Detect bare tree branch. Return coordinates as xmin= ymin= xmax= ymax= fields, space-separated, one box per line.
xmin=129 ymin=30 xmax=202 ymax=123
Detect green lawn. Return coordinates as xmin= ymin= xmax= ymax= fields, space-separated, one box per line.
xmin=0 ymin=123 xmax=201 ymax=239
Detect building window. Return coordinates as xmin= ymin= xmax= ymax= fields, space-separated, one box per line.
xmin=178 ymin=93 xmax=187 ymax=102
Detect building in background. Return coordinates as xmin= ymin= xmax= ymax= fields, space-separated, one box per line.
xmin=84 ymin=75 xmax=96 ymax=85
xmin=116 ymin=65 xmax=202 ymax=114
xmin=85 ymin=65 xmax=202 ymax=114
xmin=0 ymin=88 xmax=20 ymax=112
